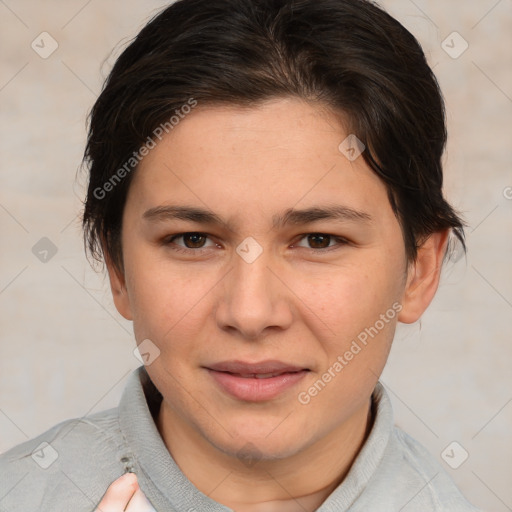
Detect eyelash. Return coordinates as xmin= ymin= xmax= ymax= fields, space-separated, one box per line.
xmin=163 ymin=232 xmax=349 ymax=255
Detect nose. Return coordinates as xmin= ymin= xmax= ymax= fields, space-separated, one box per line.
xmin=215 ymin=245 xmax=293 ymax=340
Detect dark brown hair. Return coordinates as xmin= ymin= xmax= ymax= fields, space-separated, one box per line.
xmin=82 ymin=0 xmax=465 ymax=273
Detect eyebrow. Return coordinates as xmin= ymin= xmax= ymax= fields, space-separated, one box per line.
xmin=142 ymin=204 xmax=372 ymax=231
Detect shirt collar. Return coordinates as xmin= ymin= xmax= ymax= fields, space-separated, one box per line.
xmin=317 ymin=381 xmax=394 ymax=510
xmin=119 ymin=365 xmax=393 ymax=511
xmin=119 ymin=365 xmax=230 ymax=510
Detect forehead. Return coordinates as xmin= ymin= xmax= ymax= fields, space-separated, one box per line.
xmin=128 ymin=98 xmax=392 ymax=227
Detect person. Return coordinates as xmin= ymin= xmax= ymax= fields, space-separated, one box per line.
xmin=0 ymin=0 xmax=483 ymax=510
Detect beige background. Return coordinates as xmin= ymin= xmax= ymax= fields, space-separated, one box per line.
xmin=0 ymin=0 xmax=511 ymax=510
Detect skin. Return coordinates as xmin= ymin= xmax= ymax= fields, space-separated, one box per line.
xmin=104 ymin=97 xmax=448 ymax=511
xmin=95 ymin=472 xmax=155 ymax=512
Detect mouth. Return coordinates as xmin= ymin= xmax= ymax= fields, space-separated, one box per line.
xmin=222 ymin=371 xmax=302 ymax=379
xmin=204 ymin=360 xmax=310 ymax=401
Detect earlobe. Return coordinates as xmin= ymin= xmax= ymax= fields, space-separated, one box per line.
xmin=398 ymin=230 xmax=450 ymax=324
xmin=105 ymin=255 xmax=133 ymax=321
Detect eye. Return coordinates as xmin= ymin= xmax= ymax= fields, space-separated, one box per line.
xmin=293 ymin=233 xmax=349 ymax=251
xmin=164 ymin=232 xmax=217 ymax=252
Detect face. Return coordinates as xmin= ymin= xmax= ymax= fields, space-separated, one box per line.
xmin=108 ymin=97 xmax=443 ymax=461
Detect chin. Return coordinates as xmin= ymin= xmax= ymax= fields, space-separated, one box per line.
xmin=216 ymin=437 xmax=304 ymax=464
xmin=204 ymin=419 xmax=314 ymax=463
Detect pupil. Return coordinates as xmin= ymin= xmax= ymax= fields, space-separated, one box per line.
xmin=185 ymin=233 xmax=205 ymax=248
xmin=309 ymin=234 xmax=330 ymax=248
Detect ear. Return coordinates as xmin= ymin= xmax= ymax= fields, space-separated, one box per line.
xmin=105 ymin=252 xmax=133 ymax=321
xmin=398 ymin=230 xmax=450 ymax=324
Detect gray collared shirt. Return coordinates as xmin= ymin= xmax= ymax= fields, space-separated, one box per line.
xmin=0 ymin=366 xmax=482 ymax=511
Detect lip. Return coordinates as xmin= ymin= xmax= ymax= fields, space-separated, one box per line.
xmin=204 ymin=360 xmax=310 ymax=402
xmin=206 ymin=360 xmax=308 ymax=374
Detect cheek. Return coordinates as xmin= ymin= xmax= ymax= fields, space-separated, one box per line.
xmin=293 ymin=264 xmax=402 ymax=421
xmin=124 ymin=253 xmax=208 ymax=343
xmin=292 ymin=256 xmax=403 ymax=340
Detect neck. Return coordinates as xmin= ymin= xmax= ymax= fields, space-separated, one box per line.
xmin=156 ymin=399 xmax=374 ymax=511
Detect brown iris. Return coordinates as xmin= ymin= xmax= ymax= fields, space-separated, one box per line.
xmin=306 ymin=234 xmax=331 ymax=249
xmin=182 ymin=233 xmax=207 ymax=248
